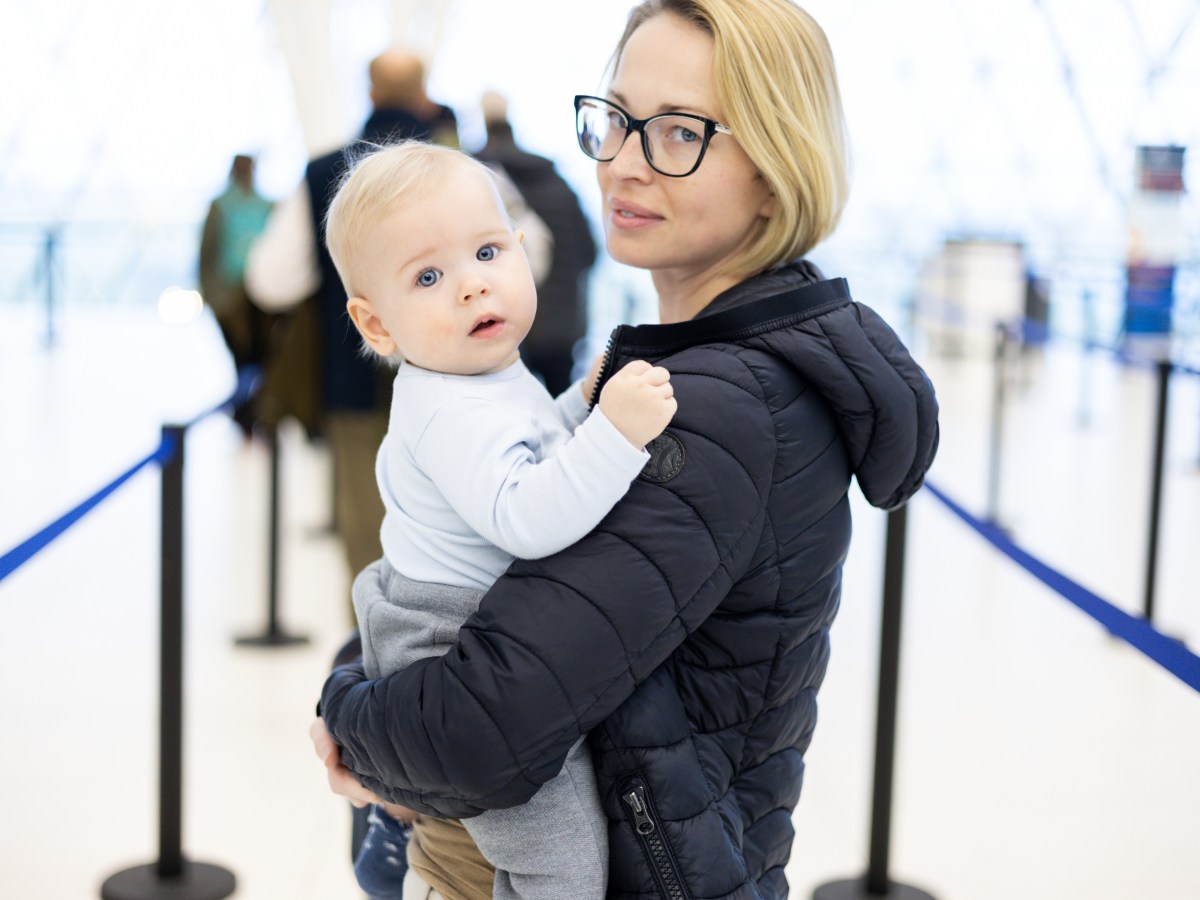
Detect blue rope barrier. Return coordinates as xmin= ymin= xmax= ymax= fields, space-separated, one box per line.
xmin=0 ymin=435 xmax=177 ymax=584
xmin=184 ymin=365 xmax=261 ymax=429
xmin=0 ymin=375 xmax=251 ymax=585
xmin=930 ymin=309 xmax=1200 ymax=378
xmin=924 ymin=480 xmax=1200 ymax=693
xmin=1012 ymin=317 xmax=1200 ymax=378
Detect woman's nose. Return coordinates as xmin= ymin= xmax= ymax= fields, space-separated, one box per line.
xmin=606 ymin=131 xmax=652 ymax=181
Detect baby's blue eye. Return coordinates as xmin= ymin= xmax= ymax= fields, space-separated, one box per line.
xmin=417 ymin=269 xmax=441 ymax=287
xmin=477 ymin=245 xmax=497 ymax=262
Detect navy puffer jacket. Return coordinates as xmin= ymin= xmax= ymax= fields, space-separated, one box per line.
xmin=321 ymin=265 xmax=939 ymax=898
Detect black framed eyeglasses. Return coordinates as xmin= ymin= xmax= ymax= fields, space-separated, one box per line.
xmin=574 ymin=94 xmax=733 ymax=178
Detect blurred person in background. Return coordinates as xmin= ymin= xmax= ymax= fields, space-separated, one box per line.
xmin=314 ymin=1 xmax=937 ymax=897
xmin=198 ymin=153 xmax=274 ymax=436
xmin=477 ymin=91 xmax=597 ymax=395
xmin=422 ymin=90 xmax=460 ymax=148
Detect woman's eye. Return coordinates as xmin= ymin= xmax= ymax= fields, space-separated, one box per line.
xmin=477 ymin=245 xmax=497 ymax=262
xmin=417 ymin=269 xmax=441 ymax=287
xmin=668 ymin=125 xmax=699 ymax=143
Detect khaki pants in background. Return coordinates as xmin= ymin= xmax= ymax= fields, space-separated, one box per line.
xmin=326 ymin=410 xmax=388 ymax=609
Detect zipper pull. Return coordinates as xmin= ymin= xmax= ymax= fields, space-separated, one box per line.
xmin=622 ymin=785 xmax=656 ymax=836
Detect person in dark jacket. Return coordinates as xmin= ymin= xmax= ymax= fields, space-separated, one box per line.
xmin=312 ymin=2 xmax=939 ymax=897
xmin=477 ymin=90 xmax=598 ymax=396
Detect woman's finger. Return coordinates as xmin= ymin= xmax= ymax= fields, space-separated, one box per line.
xmin=326 ymin=760 xmax=383 ymax=807
xmin=309 ymin=717 xmax=338 ymax=766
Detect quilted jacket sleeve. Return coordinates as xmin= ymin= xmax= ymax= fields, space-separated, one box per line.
xmin=320 ymin=349 xmax=775 ymax=818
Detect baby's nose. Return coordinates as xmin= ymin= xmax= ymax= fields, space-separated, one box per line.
xmin=459 ymin=276 xmax=490 ymax=302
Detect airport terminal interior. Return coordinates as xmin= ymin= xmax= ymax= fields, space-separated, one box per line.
xmin=3 ymin=1 xmax=1199 ymax=898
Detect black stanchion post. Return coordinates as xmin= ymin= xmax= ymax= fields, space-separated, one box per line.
xmin=102 ymin=425 xmax=236 ymax=900
xmin=1143 ymin=360 xmax=1171 ymax=623
xmin=985 ymin=321 xmax=1009 ymax=526
xmin=236 ymin=420 xmax=308 ymax=647
xmin=814 ymin=505 xmax=935 ymax=900
xmin=160 ymin=424 xmax=184 ymax=878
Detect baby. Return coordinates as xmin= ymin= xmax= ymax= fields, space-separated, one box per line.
xmin=326 ymin=140 xmax=676 ymax=899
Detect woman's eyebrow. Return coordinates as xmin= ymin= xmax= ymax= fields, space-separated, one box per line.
xmin=609 ymin=89 xmax=712 ymax=118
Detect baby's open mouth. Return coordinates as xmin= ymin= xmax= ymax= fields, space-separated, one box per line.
xmin=471 ymin=318 xmax=501 ymax=335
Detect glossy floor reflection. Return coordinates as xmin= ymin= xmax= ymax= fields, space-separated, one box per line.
xmin=2 ymin=306 xmax=1198 ymax=899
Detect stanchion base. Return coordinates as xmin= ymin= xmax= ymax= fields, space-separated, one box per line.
xmin=101 ymin=861 xmax=236 ymax=900
xmin=982 ymin=517 xmax=1012 ymax=538
xmin=235 ymin=630 xmax=310 ymax=648
xmin=814 ymin=876 xmax=936 ymax=900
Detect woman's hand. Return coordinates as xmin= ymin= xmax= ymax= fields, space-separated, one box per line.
xmin=310 ymin=717 xmax=417 ymax=822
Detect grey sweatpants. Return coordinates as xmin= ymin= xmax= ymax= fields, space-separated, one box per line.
xmin=353 ymin=559 xmax=608 ymax=900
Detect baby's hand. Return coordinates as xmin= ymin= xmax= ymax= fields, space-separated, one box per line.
xmin=599 ymin=359 xmax=677 ymax=449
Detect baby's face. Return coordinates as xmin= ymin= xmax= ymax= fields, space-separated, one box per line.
xmin=358 ymin=163 xmax=537 ymax=376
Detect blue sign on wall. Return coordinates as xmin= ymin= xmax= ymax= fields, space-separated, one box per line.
xmin=1124 ymin=145 xmax=1185 ymax=338
xmin=1124 ymin=263 xmax=1175 ymax=335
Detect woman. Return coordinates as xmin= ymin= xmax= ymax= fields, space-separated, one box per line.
xmin=314 ymin=0 xmax=939 ymax=896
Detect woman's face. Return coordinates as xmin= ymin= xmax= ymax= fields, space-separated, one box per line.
xmin=598 ymin=13 xmax=774 ymax=296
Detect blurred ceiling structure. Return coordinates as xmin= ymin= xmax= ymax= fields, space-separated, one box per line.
xmin=1 ymin=0 xmax=1196 ymax=336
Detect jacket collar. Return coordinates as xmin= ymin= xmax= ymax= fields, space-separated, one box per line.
xmin=607 ymin=271 xmax=851 ymax=358
xmin=697 ymin=259 xmax=827 ymax=318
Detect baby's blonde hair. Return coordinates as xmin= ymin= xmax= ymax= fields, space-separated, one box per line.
xmin=609 ymin=0 xmax=849 ymax=278
xmin=325 ymin=140 xmax=485 ymax=300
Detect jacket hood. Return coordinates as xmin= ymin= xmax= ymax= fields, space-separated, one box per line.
xmin=601 ymin=271 xmax=939 ymax=510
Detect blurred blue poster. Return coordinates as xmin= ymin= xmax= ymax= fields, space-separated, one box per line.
xmin=1124 ymin=145 xmax=1185 ymax=340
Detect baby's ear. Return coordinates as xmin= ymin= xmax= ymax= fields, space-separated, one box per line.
xmin=346 ymin=296 xmax=397 ymax=357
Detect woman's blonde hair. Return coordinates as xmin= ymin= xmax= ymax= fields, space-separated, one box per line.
xmin=325 ymin=140 xmax=481 ymax=299
xmin=609 ymin=0 xmax=849 ymax=277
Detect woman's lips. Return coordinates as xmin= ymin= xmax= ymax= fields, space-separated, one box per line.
xmin=609 ymin=198 xmax=662 ymax=230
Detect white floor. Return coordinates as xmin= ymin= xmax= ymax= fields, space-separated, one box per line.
xmin=2 ymin=306 xmax=1199 ymax=900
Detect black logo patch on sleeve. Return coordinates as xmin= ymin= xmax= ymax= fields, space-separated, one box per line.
xmin=639 ymin=431 xmax=685 ymax=483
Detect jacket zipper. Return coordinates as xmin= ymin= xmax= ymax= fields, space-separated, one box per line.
xmin=588 ymin=325 xmax=626 ymax=409
xmin=622 ymin=784 xmax=689 ymax=900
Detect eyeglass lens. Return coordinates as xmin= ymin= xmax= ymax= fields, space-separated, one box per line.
xmin=577 ymin=99 xmax=708 ymax=176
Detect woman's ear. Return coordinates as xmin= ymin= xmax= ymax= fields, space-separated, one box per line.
xmin=346 ymin=296 xmax=397 ymax=357
xmin=759 ymin=191 xmax=777 ymax=218
xmin=515 ymin=229 xmax=526 ymax=245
